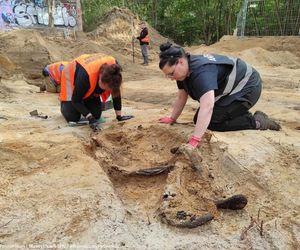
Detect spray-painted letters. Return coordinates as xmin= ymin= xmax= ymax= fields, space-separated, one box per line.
xmin=0 ymin=0 xmax=77 ymax=29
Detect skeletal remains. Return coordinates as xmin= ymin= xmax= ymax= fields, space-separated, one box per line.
xmin=92 ymin=136 xmax=247 ymax=228
xmin=133 ymin=145 xmax=247 ymax=228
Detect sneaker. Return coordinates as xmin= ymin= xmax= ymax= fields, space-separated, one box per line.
xmin=254 ymin=111 xmax=281 ymax=130
xmin=215 ymin=194 xmax=247 ymax=210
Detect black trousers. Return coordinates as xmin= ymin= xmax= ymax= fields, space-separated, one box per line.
xmin=193 ymin=84 xmax=261 ymax=132
xmin=61 ymin=98 xmax=102 ymax=122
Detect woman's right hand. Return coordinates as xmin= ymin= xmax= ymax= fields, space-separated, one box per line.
xmin=159 ymin=116 xmax=176 ymax=124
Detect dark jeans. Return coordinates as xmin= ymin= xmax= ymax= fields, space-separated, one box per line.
xmin=61 ymin=98 xmax=102 ymax=122
xmin=141 ymin=44 xmax=148 ymax=64
xmin=193 ymin=84 xmax=261 ymax=132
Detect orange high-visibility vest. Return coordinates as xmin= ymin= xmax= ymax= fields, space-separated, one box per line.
xmin=60 ymin=54 xmax=116 ymax=102
xmin=48 ymin=61 xmax=68 ymax=84
xmin=141 ymin=34 xmax=150 ymax=43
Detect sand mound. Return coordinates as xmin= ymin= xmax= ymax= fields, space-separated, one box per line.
xmin=88 ymin=7 xmax=168 ymax=59
xmin=214 ymin=36 xmax=300 ymax=57
xmin=0 ymin=29 xmax=49 ymax=83
xmin=189 ymin=36 xmax=300 ymax=69
xmin=237 ymin=47 xmax=300 ymax=68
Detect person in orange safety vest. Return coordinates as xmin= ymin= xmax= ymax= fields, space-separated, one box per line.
xmin=42 ymin=61 xmax=68 ymax=93
xmin=60 ymin=53 xmax=134 ymax=131
xmin=136 ymin=21 xmax=150 ymax=66
xmin=42 ymin=59 xmax=112 ymax=110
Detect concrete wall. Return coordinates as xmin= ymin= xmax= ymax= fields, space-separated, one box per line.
xmin=0 ymin=0 xmax=81 ymax=30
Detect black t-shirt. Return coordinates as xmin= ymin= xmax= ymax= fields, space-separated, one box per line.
xmin=177 ymin=64 xmax=232 ymax=100
xmin=177 ymin=55 xmax=260 ymax=106
xmin=71 ymin=63 xmax=121 ymax=117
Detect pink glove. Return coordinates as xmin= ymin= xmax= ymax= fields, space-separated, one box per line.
xmin=188 ymin=135 xmax=201 ymax=148
xmin=159 ymin=116 xmax=176 ymax=124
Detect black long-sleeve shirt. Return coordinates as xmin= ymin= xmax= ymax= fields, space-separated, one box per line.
xmin=137 ymin=27 xmax=149 ymax=45
xmin=71 ymin=63 xmax=121 ymax=117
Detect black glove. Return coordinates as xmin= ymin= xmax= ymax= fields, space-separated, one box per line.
xmin=88 ymin=116 xmax=100 ymax=131
xmin=116 ymin=115 xmax=134 ymax=121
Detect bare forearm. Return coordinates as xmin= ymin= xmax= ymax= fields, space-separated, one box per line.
xmin=194 ymin=106 xmax=213 ymax=139
xmin=193 ymin=90 xmax=215 ymax=139
xmin=171 ymin=90 xmax=188 ymax=120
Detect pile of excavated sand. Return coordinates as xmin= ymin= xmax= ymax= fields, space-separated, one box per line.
xmin=212 ymin=36 xmax=300 ymax=57
xmin=238 ymin=47 xmax=300 ymax=68
xmin=190 ymin=36 xmax=300 ymax=67
xmin=89 ymin=7 xmax=168 ymax=60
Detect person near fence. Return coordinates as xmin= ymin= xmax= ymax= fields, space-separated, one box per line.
xmin=158 ymin=42 xmax=281 ymax=149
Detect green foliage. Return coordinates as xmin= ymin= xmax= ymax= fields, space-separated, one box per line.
xmin=81 ymin=0 xmax=299 ymax=45
xmin=81 ymin=0 xmax=115 ymax=31
xmin=81 ymin=0 xmax=243 ymax=44
xmin=243 ymin=0 xmax=300 ymax=36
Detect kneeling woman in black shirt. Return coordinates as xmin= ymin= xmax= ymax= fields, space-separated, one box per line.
xmin=158 ymin=42 xmax=280 ymax=148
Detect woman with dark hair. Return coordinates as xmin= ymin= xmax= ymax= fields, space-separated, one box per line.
xmin=60 ymin=54 xmax=133 ymax=131
xmin=158 ymin=42 xmax=280 ymax=148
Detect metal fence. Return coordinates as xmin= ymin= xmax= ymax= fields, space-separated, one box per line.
xmin=236 ymin=0 xmax=300 ymax=36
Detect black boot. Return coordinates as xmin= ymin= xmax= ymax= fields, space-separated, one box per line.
xmin=254 ymin=111 xmax=281 ymax=130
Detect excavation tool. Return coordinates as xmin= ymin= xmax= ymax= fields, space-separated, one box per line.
xmin=29 ymin=109 xmax=48 ymax=119
xmin=68 ymin=120 xmax=89 ymax=127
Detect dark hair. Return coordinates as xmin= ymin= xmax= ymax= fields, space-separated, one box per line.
xmin=159 ymin=42 xmax=188 ymax=69
xmin=100 ymin=63 xmax=122 ymax=95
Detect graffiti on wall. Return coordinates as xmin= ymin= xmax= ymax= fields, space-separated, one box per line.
xmin=0 ymin=0 xmax=77 ymax=29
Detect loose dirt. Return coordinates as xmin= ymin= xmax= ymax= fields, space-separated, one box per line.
xmin=0 ymin=8 xmax=299 ymax=250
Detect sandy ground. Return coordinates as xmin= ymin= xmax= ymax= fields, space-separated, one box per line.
xmin=0 ymin=11 xmax=300 ymax=249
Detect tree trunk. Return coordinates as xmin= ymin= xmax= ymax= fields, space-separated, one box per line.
xmin=46 ymin=0 xmax=54 ymax=28
xmin=76 ymin=0 xmax=83 ymax=31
